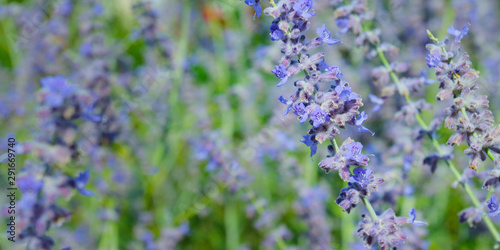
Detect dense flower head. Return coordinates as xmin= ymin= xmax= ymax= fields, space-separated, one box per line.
xmin=39 ymin=76 xmax=76 ymax=108
xmin=426 ymin=25 xmax=500 ymax=169
xmin=357 ymin=209 xmax=417 ymax=250
xmin=319 ymin=138 xmax=370 ymax=181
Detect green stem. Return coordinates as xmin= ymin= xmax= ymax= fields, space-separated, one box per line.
xmin=361 ymin=196 xmax=378 ymax=220
xmin=225 ymin=200 xmax=239 ymax=250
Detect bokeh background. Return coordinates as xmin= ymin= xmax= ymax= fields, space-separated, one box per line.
xmin=0 ymin=0 xmax=500 ymax=249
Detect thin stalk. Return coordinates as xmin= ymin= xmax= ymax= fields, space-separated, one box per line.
xmin=225 ymin=200 xmax=239 ymax=250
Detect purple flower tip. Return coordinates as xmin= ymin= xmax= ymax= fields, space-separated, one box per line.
xmin=245 ymin=0 xmax=261 ymax=18
xmin=487 ymin=196 xmax=500 ymax=217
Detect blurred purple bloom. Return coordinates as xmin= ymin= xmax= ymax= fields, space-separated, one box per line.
xmin=300 ymin=134 xmax=318 ymax=158
xmin=272 ymin=64 xmax=289 ymax=87
xmin=40 ymin=76 xmax=75 ymax=108
xmin=336 ymin=17 xmax=349 ymax=34
xmin=270 ymin=24 xmax=285 ymax=41
xmin=316 ymin=24 xmax=341 ymax=45
xmin=369 ymin=94 xmax=384 ymax=112
xmin=447 ymin=25 xmax=469 ymax=41
xmin=407 ymin=208 xmax=428 ymax=226
xmin=93 ymin=3 xmax=104 ymax=16
xmin=487 ymin=196 xmax=500 ymax=217
xmin=420 ymin=70 xmax=435 ymax=85
xmin=17 ymin=176 xmax=43 ymax=193
xmin=310 ymin=106 xmax=329 ymax=127
xmin=355 ymin=111 xmax=374 ymax=135
xmin=245 ymin=0 xmax=261 ymax=17
xmin=79 ymin=42 xmax=92 ymax=57
xmin=293 ymin=0 xmax=316 ymax=19
xmin=293 ymin=103 xmax=308 ymax=124
xmin=425 ymin=52 xmax=440 ymax=68
xmin=72 ymin=170 xmax=94 ymax=196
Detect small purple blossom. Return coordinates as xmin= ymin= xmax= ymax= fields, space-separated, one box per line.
xmin=39 ymin=76 xmax=75 ymax=108
xmin=349 ymin=167 xmax=371 ymax=187
xmin=316 ymin=24 xmax=341 ymax=45
xmin=245 ymin=0 xmax=261 ymax=18
xmin=407 ymin=208 xmax=428 ymax=226
xmin=487 ymin=196 xmax=500 ymax=217
xmin=293 ymin=0 xmax=316 ymax=19
xmin=369 ymin=94 xmax=384 ymax=112
xmin=336 ymin=17 xmax=349 ymax=34
xmin=420 ymin=70 xmax=435 ymax=85
xmin=71 ymin=170 xmax=94 ymax=196
xmin=270 ymin=24 xmax=285 ymax=41
xmin=272 ymin=64 xmax=289 ymax=87
xmin=335 ymin=84 xmax=359 ymax=101
xmin=355 ymin=111 xmax=374 ymax=135
xmin=300 ymin=134 xmax=318 ymax=158
xmin=425 ymin=52 xmax=440 ymax=68
xmin=319 ymin=61 xmax=342 ymax=77
xmin=278 ymin=95 xmax=293 ymax=116
xmin=447 ymin=25 xmax=469 ymax=41
xmin=293 ymin=103 xmax=308 ymax=124
xmin=310 ymin=106 xmax=330 ymax=127
xmin=344 ymin=141 xmax=366 ymax=163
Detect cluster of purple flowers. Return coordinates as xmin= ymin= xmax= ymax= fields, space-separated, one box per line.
xmin=331 ymin=0 xmax=434 ymax=120
xmin=426 ymin=25 xmax=500 ymax=170
xmin=425 ymin=26 xmax=500 ymax=223
xmin=11 ymin=76 xmax=98 ymax=249
xmin=245 ymin=0 xmax=427 ymax=249
xmin=357 ymin=208 xmax=427 ymax=250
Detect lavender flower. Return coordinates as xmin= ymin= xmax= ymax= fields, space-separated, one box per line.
xmin=292 ymin=102 xmax=308 ymax=124
xmin=272 ymin=64 xmax=289 ymax=87
xmin=270 ymin=23 xmax=285 ymax=41
xmin=447 ymin=25 xmax=469 ymax=41
xmin=310 ymin=106 xmax=330 ymax=127
xmin=487 ymin=196 xmax=500 ymax=217
xmin=293 ymin=0 xmax=315 ymax=19
xmin=318 ymin=138 xmax=370 ymax=181
xmin=357 ymin=209 xmax=407 ymax=250
xmin=425 ymin=52 xmax=440 ymax=68
xmin=245 ymin=0 xmax=261 ymax=17
xmin=316 ymin=24 xmax=341 ymax=45
xmin=301 ymin=134 xmax=318 ymax=158
xmin=355 ymin=111 xmax=374 ymax=135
